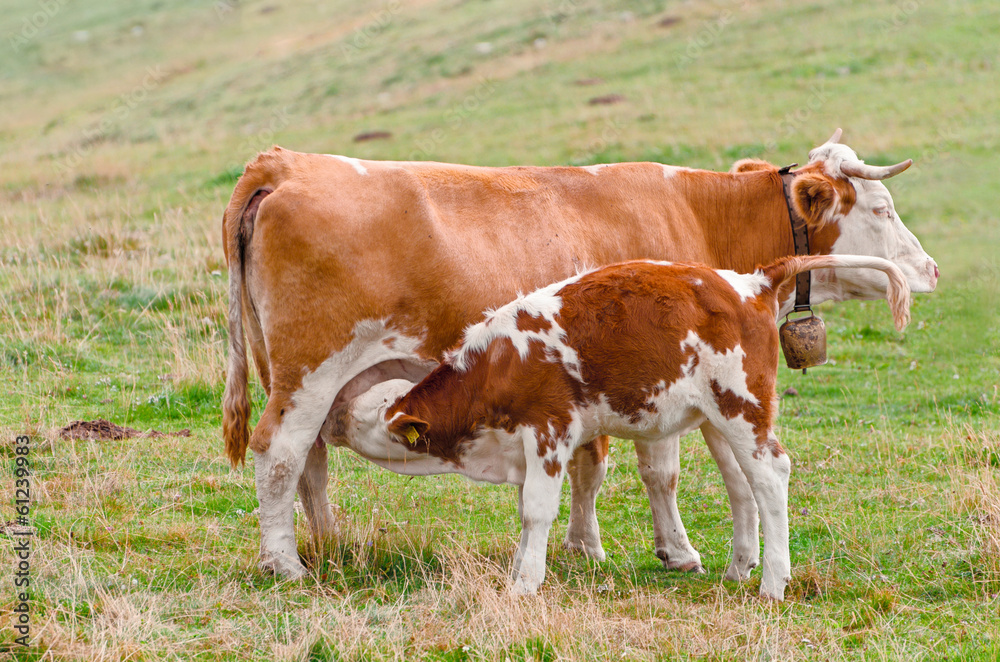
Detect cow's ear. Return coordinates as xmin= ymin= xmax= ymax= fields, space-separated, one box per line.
xmin=791 ymin=172 xmax=839 ymax=226
xmin=388 ymin=414 xmax=430 ymax=445
xmin=731 ymin=158 xmax=777 ymax=174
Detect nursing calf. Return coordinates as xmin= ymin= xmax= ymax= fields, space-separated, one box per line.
xmin=328 ymin=254 xmax=911 ymax=600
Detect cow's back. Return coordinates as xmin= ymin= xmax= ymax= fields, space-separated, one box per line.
xmin=238 ymin=149 xmax=715 ymax=378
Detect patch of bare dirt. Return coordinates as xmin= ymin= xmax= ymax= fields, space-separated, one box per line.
xmin=353 ymin=130 xmax=393 ymax=142
xmin=588 ymin=94 xmax=625 ymax=105
xmin=59 ymin=419 xmax=191 ymax=440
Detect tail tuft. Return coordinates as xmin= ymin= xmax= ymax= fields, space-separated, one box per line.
xmin=884 ymin=267 xmax=911 ymax=332
xmin=223 ymin=370 xmax=251 ymax=468
xmin=762 ymin=254 xmax=911 ymax=332
xmin=222 ymin=173 xmax=276 ymax=467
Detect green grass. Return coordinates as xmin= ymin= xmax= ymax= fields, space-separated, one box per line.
xmin=1 ymin=0 xmax=999 ymax=659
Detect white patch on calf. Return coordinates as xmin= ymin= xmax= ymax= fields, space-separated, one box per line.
xmin=583 ymin=164 xmax=612 ymax=175
xmin=680 ymin=331 xmax=759 ymax=405
xmin=451 ymin=270 xmax=594 ymax=381
xmin=460 ymin=426 xmax=528 ymax=485
xmin=325 ymin=154 xmax=368 ymax=175
xmin=715 ymin=270 xmax=770 ymax=303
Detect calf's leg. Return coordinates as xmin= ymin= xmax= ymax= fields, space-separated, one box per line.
xmin=700 ymin=421 xmax=760 ymax=581
xmin=634 ymin=436 xmax=703 ymax=572
xmin=512 ymin=433 xmax=570 ymax=595
xmin=719 ymin=426 xmax=792 ymax=601
xmin=563 ymin=436 xmax=608 ymax=561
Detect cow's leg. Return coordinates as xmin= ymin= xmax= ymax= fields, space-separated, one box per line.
xmin=254 ymin=397 xmax=333 ymax=579
xmin=297 ymin=438 xmax=337 ymax=543
xmin=512 ymin=433 xmax=570 ymax=595
xmin=563 ymin=436 xmax=608 ymax=561
xmin=635 ymin=435 xmax=703 ymax=573
xmin=718 ymin=426 xmax=792 ymax=601
xmin=701 ymin=421 xmax=760 ymax=581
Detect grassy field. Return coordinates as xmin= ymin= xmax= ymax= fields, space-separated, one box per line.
xmin=1 ymin=0 xmax=998 ymax=659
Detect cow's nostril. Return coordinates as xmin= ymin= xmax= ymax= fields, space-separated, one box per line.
xmin=933 ymin=264 xmax=940 ymax=280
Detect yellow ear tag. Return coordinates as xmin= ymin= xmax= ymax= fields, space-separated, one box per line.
xmin=404 ymin=425 xmax=420 ymax=446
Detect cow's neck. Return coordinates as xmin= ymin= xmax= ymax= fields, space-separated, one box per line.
xmin=673 ymin=169 xmax=795 ymax=273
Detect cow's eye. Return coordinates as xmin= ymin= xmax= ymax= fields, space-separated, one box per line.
xmin=874 ymin=207 xmax=891 ymax=218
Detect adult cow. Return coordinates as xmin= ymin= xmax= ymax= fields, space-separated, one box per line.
xmin=222 ymin=130 xmax=938 ymax=579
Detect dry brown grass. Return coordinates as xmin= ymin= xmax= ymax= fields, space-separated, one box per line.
xmin=17 ymin=507 xmax=859 ymax=661
xmin=967 ymin=428 xmax=1000 ymax=595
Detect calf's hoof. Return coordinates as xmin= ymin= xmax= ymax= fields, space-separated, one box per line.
xmin=509 ymin=579 xmax=540 ymax=596
xmin=724 ymin=558 xmax=759 ymax=582
xmin=562 ymin=538 xmax=606 ymax=562
xmin=759 ymin=575 xmax=791 ymax=602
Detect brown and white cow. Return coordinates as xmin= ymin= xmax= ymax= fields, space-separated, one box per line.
xmin=327 ymin=255 xmax=911 ymax=600
xmin=222 ymin=130 xmax=937 ymax=580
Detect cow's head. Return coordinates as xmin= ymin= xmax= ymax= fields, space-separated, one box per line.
xmin=789 ymin=129 xmax=938 ymax=304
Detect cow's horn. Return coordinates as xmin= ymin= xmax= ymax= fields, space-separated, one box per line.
xmin=827 ymin=128 xmax=843 ymax=144
xmin=840 ymin=158 xmax=913 ymax=180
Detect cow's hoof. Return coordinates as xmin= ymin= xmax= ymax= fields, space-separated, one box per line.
xmin=258 ymin=553 xmax=308 ymax=580
xmin=562 ymin=539 xmax=606 ymax=562
xmin=758 ymin=588 xmax=786 ymax=602
xmin=656 ymin=549 xmax=703 ymax=574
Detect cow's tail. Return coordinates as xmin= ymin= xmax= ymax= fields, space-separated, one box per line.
xmin=761 ymin=255 xmax=911 ymax=331
xmin=222 ymin=148 xmax=286 ymax=467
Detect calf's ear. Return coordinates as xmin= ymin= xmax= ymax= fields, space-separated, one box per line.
xmin=388 ymin=414 xmax=430 ymax=445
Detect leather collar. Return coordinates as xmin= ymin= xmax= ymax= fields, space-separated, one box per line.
xmin=778 ymin=164 xmax=811 ymax=312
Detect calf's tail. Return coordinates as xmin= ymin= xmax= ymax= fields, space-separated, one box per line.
xmin=761 ymin=255 xmax=911 ymax=331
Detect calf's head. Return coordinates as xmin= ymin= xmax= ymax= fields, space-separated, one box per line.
xmin=791 ymin=129 xmax=939 ymax=300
